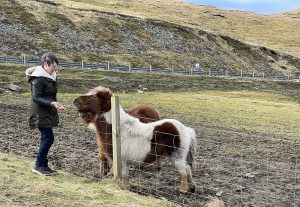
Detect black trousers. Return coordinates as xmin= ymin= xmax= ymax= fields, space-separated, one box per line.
xmin=36 ymin=127 xmax=54 ymax=167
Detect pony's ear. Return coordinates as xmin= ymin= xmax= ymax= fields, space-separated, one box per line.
xmin=103 ymin=90 xmax=112 ymax=99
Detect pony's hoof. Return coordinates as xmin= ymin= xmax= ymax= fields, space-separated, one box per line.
xmin=190 ymin=185 xmax=196 ymax=193
xmin=180 ymin=189 xmax=189 ymax=194
xmin=121 ymin=183 xmax=131 ymax=191
xmin=122 ymin=178 xmax=130 ymax=190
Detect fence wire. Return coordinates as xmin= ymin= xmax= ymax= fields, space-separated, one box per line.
xmin=0 ymin=102 xmax=299 ymax=207
xmin=1 ymin=56 xmax=299 ymax=82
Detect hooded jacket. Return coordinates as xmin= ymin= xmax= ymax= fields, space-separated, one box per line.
xmin=26 ymin=66 xmax=59 ymax=129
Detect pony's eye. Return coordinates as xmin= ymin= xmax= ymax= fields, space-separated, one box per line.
xmin=91 ymin=95 xmax=97 ymax=99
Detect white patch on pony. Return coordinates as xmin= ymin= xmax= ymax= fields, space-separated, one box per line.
xmin=86 ymin=86 xmax=110 ymax=95
xmin=88 ymin=123 xmax=97 ymax=131
xmin=103 ymin=107 xmax=154 ymax=162
xmin=85 ymin=113 xmax=99 ymax=132
xmin=102 ymin=106 xmax=196 ymax=166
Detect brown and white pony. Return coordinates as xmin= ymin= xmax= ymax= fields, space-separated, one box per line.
xmin=74 ymin=86 xmax=196 ymax=193
xmin=77 ymin=89 xmax=160 ymax=175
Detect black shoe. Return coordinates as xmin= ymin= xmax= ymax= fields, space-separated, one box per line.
xmin=32 ymin=166 xmax=51 ymax=176
xmin=45 ymin=166 xmax=57 ymax=174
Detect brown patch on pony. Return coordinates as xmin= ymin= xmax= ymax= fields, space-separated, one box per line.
xmin=144 ymin=122 xmax=180 ymax=164
xmin=127 ymin=104 xmax=160 ymax=123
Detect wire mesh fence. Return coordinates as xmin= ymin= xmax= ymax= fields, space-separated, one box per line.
xmin=0 ymin=101 xmax=299 ymax=207
xmin=1 ymin=56 xmax=299 ymax=82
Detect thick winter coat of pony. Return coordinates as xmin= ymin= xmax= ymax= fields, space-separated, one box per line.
xmin=75 ymin=87 xmax=160 ymax=175
xmin=74 ymin=86 xmax=196 ymax=192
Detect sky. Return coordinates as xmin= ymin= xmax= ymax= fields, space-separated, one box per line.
xmin=182 ymin=0 xmax=300 ymax=14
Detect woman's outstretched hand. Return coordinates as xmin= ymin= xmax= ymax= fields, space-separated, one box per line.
xmin=51 ymin=102 xmax=65 ymax=112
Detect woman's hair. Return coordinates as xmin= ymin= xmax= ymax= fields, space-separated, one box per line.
xmin=42 ymin=52 xmax=59 ymax=66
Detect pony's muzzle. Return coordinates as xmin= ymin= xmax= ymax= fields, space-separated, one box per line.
xmin=73 ymin=98 xmax=81 ymax=108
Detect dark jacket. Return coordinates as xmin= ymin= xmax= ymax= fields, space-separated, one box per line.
xmin=26 ymin=66 xmax=59 ymax=129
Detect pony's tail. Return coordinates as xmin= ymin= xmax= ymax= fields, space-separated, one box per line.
xmin=187 ymin=127 xmax=196 ymax=169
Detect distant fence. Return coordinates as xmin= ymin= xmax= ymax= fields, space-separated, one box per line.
xmin=1 ymin=56 xmax=299 ymax=81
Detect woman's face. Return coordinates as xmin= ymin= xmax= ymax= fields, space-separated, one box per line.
xmin=44 ymin=62 xmax=58 ymax=75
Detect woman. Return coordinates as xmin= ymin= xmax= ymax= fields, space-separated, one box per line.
xmin=26 ymin=52 xmax=65 ymax=176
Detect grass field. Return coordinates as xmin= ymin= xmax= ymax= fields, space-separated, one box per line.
xmin=0 ymin=63 xmax=299 ymax=206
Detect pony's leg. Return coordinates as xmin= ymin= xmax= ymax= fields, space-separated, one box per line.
xmin=95 ymin=134 xmax=108 ymax=175
xmin=121 ymin=159 xmax=130 ymax=190
xmin=174 ymin=159 xmax=190 ymax=193
xmin=186 ymin=164 xmax=196 ymax=193
xmin=106 ymin=158 xmax=113 ymax=176
xmin=107 ymin=165 xmax=113 ymax=176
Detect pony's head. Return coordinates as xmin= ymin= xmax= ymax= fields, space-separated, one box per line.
xmin=73 ymin=86 xmax=112 ymax=121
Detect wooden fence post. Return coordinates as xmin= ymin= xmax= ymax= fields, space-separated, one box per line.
xmin=150 ymin=65 xmax=152 ymax=72
xmin=107 ymin=61 xmax=110 ymax=70
xmin=111 ymin=95 xmax=122 ymax=180
xmin=81 ymin=58 xmax=84 ymax=68
xmin=240 ymin=70 xmax=243 ymax=78
xmin=128 ymin=63 xmax=131 ymax=72
xmin=23 ymin=54 xmax=26 ymax=64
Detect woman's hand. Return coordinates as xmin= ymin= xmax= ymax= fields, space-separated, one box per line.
xmin=51 ymin=102 xmax=65 ymax=112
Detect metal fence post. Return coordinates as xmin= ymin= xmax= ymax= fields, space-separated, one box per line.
xmin=107 ymin=61 xmax=110 ymax=70
xmin=240 ymin=70 xmax=243 ymax=78
xmin=81 ymin=58 xmax=84 ymax=68
xmin=150 ymin=65 xmax=152 ymax=72
xmin=111 ymin=95 xmax=122 ymax=180
xmin=23 ymin=54 xmax=26 ymax=64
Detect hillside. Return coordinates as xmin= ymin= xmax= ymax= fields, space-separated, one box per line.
xmin=1 ymin=0 xmax=300 ymax=75
xmin=55 ymin=0 xmax=300 ymax=58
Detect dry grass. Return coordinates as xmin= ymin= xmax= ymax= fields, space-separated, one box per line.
xmin=0 ymin=152 xmax=175 ymax=207
xmin=204 ymin=197 xmax=225 ymax=207
xmin=53 ymin=0 xmax=300 ymax=58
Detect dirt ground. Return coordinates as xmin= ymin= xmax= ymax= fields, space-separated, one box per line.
xmin=0 ymin=102 xmax=299 ymax=207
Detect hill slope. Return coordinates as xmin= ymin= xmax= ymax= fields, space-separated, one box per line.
xmin=56 ymin=0 xmax=300 ymax=58
xmin=1 ymin=0 xmax=300 ymax=75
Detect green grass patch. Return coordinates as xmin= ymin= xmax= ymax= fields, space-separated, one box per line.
xmin=116 ymin=90 xmax=300 ymax=140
